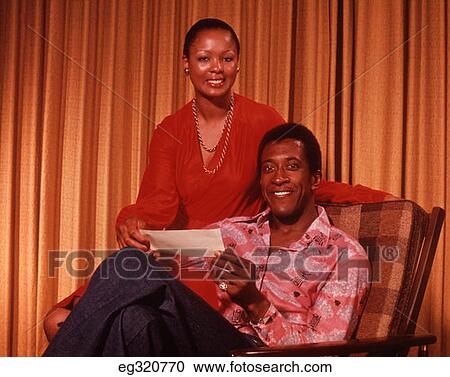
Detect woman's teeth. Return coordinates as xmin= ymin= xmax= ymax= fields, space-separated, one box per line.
xmin=208 ymin=79 xmax=224 ymax=85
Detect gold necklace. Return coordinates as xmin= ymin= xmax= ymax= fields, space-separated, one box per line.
xmin=192 ymin=94 xmax=234 ymax=174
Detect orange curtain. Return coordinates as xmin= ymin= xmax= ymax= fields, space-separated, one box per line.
xmin=0 ymin=0 xmax=448 ymax=356
xmin=290 ymin=0 xmax=449 ymax=355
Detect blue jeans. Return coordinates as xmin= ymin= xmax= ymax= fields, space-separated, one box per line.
xmin=44 ymin=248 xmax=258 ymax=356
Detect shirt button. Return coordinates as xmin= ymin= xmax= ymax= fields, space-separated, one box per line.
xmin=248 ymin=228 xmax=253 ymax=234
xmin=293 ymin=291 xmax=301 ymax=297
xmin=227 ymin=242 xmax=236 ymax=248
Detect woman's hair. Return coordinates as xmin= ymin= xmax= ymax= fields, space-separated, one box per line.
xmin=257 ymin=123 xmax=322 ymax=176
xmin=183 ymin=18 xmax=240 ymax=57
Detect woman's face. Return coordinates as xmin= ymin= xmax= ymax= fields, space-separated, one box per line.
xmin=183 ymin=28 xmax=239 ymax=101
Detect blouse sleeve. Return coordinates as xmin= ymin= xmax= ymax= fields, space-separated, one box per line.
xmin=316 ymin=180 xmax=394 ymax=204
xmin=116 ymin=121 xmax=181 ymax=229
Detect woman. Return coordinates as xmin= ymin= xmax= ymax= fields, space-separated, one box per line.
xmin=44 ymin=18 xmax=388 ymax=341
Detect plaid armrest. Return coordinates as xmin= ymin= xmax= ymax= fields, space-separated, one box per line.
xmin=321 ymin=201 xmax=428 ymax=338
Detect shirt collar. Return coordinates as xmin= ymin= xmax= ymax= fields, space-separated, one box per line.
xmin=254 ymin=205 xmax=332 ymax=249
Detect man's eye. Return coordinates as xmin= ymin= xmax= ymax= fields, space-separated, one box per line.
xmin=198 ymin=56 xmax=208 ymax=61
xmin=262 ymin=165 xmax=274 ymax=173
xmin=224 ymin=56 xmax=234 ymax=62
xmin=287 ymin=163 xmax=299 ymax=170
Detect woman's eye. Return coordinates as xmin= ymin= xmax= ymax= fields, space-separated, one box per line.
xmin=224 ymin=56 xmax=234 ymax=62
xmin=198 ymin=56 xmax=208 ymax=61
xmin=287 ymin=163 xmax=299 ymax=170
xmin=262 ymin=165 xmax=274 ymax=173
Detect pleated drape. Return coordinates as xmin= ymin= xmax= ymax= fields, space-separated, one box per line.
xmin=290 ymin=0 xmax=449 ymax=355
xmin=0 ymin=0 xmax=448 ymax=356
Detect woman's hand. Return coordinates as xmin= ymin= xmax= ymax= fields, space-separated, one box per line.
xmin=211 ymin=248 xmax=270 ymax=322
xmin=116 ymin=217 xmax=150 ymax=251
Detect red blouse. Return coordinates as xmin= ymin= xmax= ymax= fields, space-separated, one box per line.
xmin=116 ymin=95 xmax=387 ymax=230
xmin=116 ymin=94 xmax=285 ymax=230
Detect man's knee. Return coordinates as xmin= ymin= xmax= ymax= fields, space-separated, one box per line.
xmin=98 ymin=248 xmax=154 ymax=281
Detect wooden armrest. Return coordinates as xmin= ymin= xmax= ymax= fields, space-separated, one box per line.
xmin=231 ymin=334 xmax=436 ymax=357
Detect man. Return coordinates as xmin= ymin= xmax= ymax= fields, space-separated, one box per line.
xmin=209 ymin=123 xmax=370 ymax=346
xmin=44 ymin=123 xmax=369 ymax=356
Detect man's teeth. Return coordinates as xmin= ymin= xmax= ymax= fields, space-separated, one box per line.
xmin=208 ymin=79 xmax=223 ymax=84
xmin=274 ymin=191 xmax=291 ymax=196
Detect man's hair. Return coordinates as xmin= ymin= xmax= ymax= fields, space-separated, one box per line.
xmin=183 ymin=18 xmax=240 ymax=57
xmin=257 ymin=123 xmax=322 ymax=175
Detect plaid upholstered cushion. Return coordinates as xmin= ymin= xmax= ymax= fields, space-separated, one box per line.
xmin=321 ymin=200 xmax=428 ymax=338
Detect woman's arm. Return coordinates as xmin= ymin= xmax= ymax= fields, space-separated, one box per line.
xmin=116 ymin=121 xmax=181 ymax=250
xmin=316 ymin=180 xmax=397 ymax=204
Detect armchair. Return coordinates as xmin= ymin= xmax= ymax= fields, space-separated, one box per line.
xmin=232 ymin=200 xmax=445 ymax=356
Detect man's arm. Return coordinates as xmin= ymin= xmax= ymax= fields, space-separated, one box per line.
xmin=246 ymin=246 xmax=370 ymax=347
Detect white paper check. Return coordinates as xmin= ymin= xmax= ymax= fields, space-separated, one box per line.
xmin=141 ymin=228 xmax=224 ymax=257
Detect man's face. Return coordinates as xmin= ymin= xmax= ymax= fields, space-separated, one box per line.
xmin=260 ymin=138 xmax=321 ymax=223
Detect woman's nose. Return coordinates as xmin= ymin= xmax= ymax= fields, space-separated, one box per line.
xmin=210 ymin=58 xmax=223 ymax=72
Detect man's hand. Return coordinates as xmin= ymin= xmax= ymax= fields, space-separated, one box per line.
xmin=211 ymin=248 xmax=270 ymax=322
xmin=116 ymin=217 xmax=150 ymax=251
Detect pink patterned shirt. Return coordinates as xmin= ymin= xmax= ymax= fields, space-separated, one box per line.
xmin=209 ymin=206 xmax=370 ymax=347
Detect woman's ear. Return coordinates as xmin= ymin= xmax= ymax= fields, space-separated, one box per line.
xmin=183 ymin=56 xmax=189 ymax=74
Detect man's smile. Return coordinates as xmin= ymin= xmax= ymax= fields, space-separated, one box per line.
xmin=269 ymin=189 xmax=295 ymax=198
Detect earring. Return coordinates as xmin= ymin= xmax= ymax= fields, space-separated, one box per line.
xmin=184 ymin=68 xmax=189 ymax=74
xmin=237 ymin=67 xmax=240 ymax=72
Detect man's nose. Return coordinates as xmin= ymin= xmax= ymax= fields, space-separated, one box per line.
xmin=272 ymin=169 xmax=290 ymax=184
